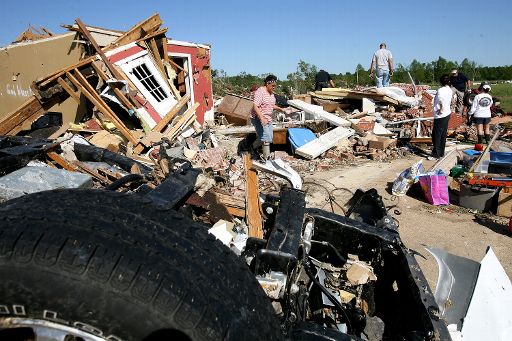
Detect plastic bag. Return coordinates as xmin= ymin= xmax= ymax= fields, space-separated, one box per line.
xmin=392 ymin=160 xmax=424 ymax=196
xmin=419 ymin=170 xmax=449 ymax=205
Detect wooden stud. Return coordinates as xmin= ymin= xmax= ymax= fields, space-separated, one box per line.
xmin=75 ymin=19 xmax=124 ymax=81
xmin=152 ymin=94 xmax=190 ymax=132
xmin=57 ymin=77 xmax=80 ymax=103
xmin=243 ymin=153 xmax=263 ymax=238
xmin=91 ymin=61 xmax=137 ymax=111
xmin=166 ymin=102 xmax=199 ymax=139
xmin=135 ymin=28 xmax=168 ymax=44
xmin=66 ymin=70 xmax=138 ymax=145
xmin=0 ymin=94 xmax=63 ymax=135
xmin=35 ymin=56 xmax=96 ymax=88
xmin=161 ymin=37 xmax=170 ymax=63
xmin=147 ymin=38 xmax=166 ymax=76
xmin=46 ymin=152 xmax=77 ymax=171
xmin=105 ymin=13 xmax=162 ymax=50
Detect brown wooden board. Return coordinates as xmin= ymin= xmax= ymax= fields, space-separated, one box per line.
xmin=105 ymin=13 xmax=162 ymax=50
xmin=243 ymin=153 xmax=263 ymax=238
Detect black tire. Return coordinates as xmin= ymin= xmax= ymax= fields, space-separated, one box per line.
xmin=0 ymin=189 xmax=282 ymax=341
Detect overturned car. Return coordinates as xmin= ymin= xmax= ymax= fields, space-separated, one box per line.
xmin=0 ymin=138 xmax=450 ymax=340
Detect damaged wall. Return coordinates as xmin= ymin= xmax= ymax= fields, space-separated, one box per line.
xmin=167 ymin=40 xmax=213 ymax=124
xmin=0 ymin=32 xmax=87 ymax=124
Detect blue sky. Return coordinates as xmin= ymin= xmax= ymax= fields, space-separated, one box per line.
xmin=1 ymin=0 xmax=511 ymax=79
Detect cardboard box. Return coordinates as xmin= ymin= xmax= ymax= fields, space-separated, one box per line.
xmin=497 ymin=188 xmax=512 ymax=217
xmin=368 ymin=137 xmax=397 ymax=150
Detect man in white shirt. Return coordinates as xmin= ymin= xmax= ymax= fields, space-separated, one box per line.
xmin=369 ymin=43 xmax=394 ymax=88
xmin=430 ymin=74 xmax=454 ymax=159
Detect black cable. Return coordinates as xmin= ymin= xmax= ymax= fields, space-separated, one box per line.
xmin=106 ymin=173 xmax=144 ymax=191
xmin=310 ymin=240 xmax=347 ymax=264
xmin=304 ymin=259 xmax=353 ymax=334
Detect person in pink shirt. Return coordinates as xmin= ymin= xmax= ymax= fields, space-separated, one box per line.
xmin=251 ymin=74 xmax=286 ymax=160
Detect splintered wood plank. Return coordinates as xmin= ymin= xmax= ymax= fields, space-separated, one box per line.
xmin=135 ymin=28 xmax=168 ymax=44
xmin=91 ymin=61 xmax=137 ymax=111
xmin=147 ymin=38 xmax=165 ymax=74
xmin=166 ymin=102 xmax=199 ymax=139
xmin=243 ymin=153 xmax=263 ymax=238
xmin=152 ymin=94 xmax=190 ymax=132
xmin=0 ymin=97 xmax=44 ymax=135
xmin=161 ymin=37 xmax=170 ymax=63
xmin=46 ymin=152 xmax=77 ymax=171
xmin=75 ymin=18 xmax=123 ymax=81
xmin=57 ymin=77 xmax=80 ymax=103
xmin=35 ymin=56 xmax=96 ymax=88
xmin=106 ymin=13 xmax=162 ymax=50
xmin=296 ymin=126 xmax=354 ymax=160
xmin=76 ymin=18 xmax=141 ymax=109
xmin=67 ymin=70 xmax=137 ymax=145
xmin=0 ymin=94 xmax=64 ymax=135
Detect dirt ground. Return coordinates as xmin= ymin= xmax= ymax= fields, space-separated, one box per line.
xmin=302 ymin=154 xmax=512 ymax=290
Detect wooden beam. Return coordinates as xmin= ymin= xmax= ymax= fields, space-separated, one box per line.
xmin=57 ymin=77 xmax=80 ymax=103
xmin=168 ymin=58 xmax=187 ymax=75
xmin=147 ymin=38 xmax=166 ymax=75
xmin=35 ymin=56 xmax=96 ymax=89
xmin=135 ymin=27 xmax=168 ymax=44
xmin=75 ymin=18 xmax=124 ymax=81
xmin=47 ymin=152 xmax=77 ymax=171
xmin=152 ymin=94 xmax=190 ymax=132
xmin=75 ymin=18 xmax=142 ymax=109
xmin=243 ymin=153 xmax=263 ymax=238
xmin=161 ymin=37 xmax=170 ymax=63
xmin=91 ymin=61 xmax=137 ymax=112
xmin=106 ymin=13 xmax=162 ymax=50
xmin=67 ymin=70 xmax=138 ymax=145
xmin=0 ymin=94 xmax=64 ymax=135
xmin=166 ymin=102 xmax=199 ymax=139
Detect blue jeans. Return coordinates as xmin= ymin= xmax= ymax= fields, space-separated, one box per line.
xmin=251 ymin=117 xmax=273 ymax=143
xmin=375 ymin=69 xmax=390 ymax=88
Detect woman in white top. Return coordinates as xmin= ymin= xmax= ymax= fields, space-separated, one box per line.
xmin=468 ymin=84 xmax=493 ymax=144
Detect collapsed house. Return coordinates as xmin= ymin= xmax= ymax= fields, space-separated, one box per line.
xmin=0 ymin=14 xmax=213 ymax=148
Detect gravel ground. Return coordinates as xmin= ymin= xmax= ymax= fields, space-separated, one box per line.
xmin=302 ymin=155 xmax=512 ymax=290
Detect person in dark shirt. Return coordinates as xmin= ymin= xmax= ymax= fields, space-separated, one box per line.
xmin=449 ymin=68 xmax=471 ymax=115
xmin=315 ymin=70 xmax=335 ymax=91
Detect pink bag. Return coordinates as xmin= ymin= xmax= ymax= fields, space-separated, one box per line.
xmin=419 ymin=170 xmax=449 ymax=206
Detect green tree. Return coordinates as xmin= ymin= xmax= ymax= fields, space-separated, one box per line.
xmin=409 ymin=59 xmax=426 ymax=83
xmin=286 ymin=60 xmax=318 ymax=94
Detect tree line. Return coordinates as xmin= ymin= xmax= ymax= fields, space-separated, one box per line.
xmin=212 ymin=57 xmax=512 ymax=97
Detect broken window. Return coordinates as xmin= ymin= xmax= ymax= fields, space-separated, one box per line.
xmin=132 ymin=63 xmax=168 ymax=102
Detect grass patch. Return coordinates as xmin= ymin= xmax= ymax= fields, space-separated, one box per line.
xmin=421 ymin=82 xmax=512 ymax=113
xmin=489 ymin=83 xmax=512 ymax=113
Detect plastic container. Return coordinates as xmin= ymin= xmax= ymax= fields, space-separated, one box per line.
xmin=288 ymin=128 xmax=317 ymax=153
xmin=459 ymin=183 xmax=497 ymax=212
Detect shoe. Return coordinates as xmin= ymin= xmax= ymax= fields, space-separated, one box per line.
xmin=427 ymin=156 xmax=439 ymax=161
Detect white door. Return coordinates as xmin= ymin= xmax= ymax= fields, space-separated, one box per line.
xmin=119 ymin=54 xmax=177 ymax=117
